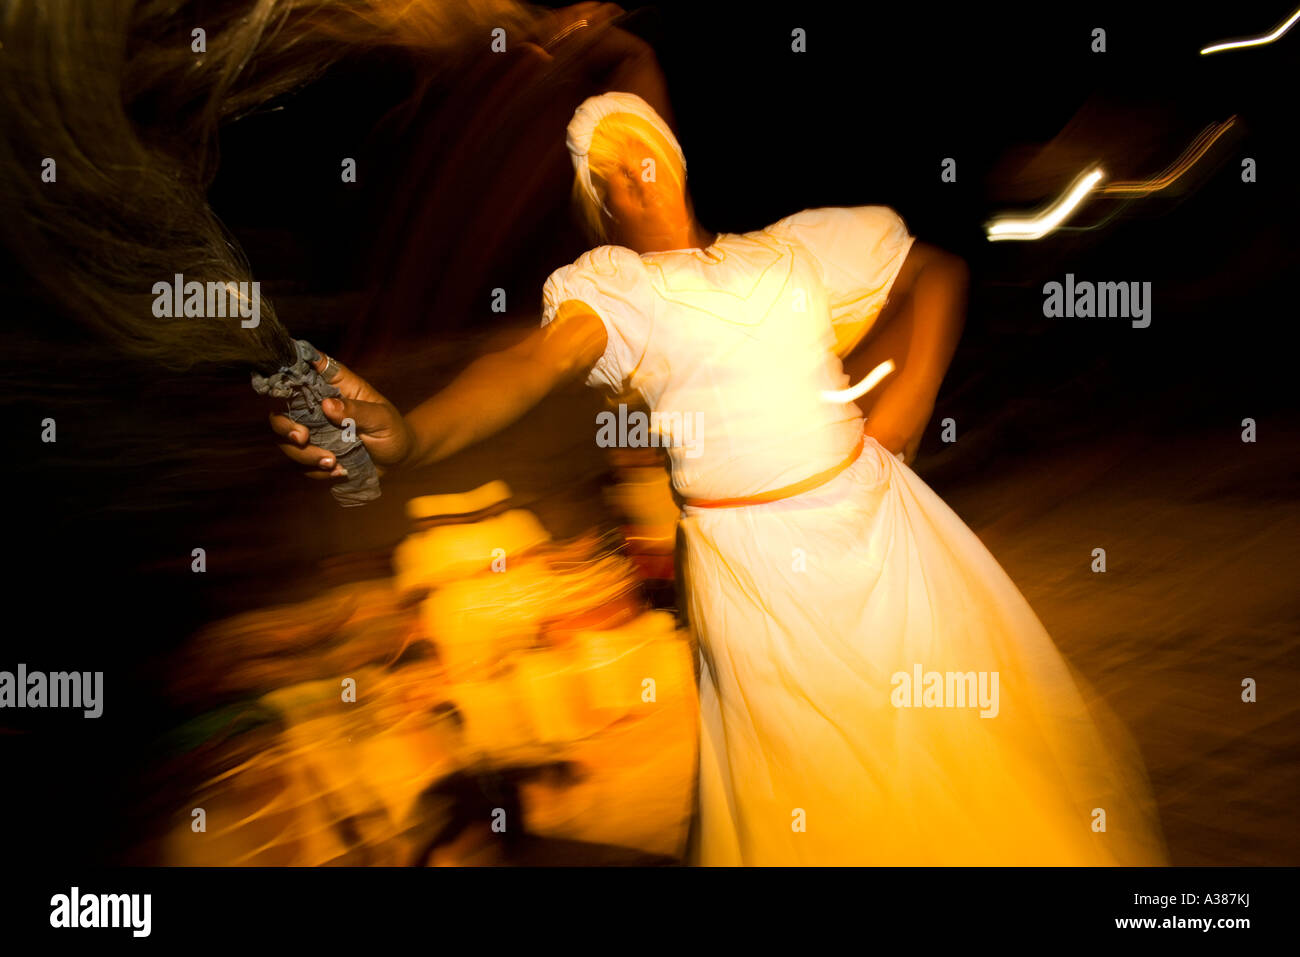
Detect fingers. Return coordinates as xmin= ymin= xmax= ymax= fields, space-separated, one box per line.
xmin=320 ymin=395 xmax=396 ymax=437
xmin=269 ymin=412 xmax=309 ymax=447
xmin=269 ymin=412 xmax=344 ymax=476
xmin=310 ymin=351 xmax=384 ymax=405
xmin=283 ymin=444 xmax=346 ymax=479
xmin=310 ymin=351 xmax=339 ymax=382
xmin=269 ymin=350 xmax=399 ymax=478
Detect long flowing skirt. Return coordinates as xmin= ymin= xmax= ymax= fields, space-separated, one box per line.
xmin=680 ymin=437 xmax=1167 ymax=865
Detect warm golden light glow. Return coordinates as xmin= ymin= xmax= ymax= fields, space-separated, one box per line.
xmin=987 ymin=118 xmax=1238 ymax=242
xmin=986 ymin=167 xmax=1105 ymax=242
xmin=1200 ymin=6 xmax=1300 ymax=54
xmin=1100 ymin=117 xmax=1238 ymax=196
xmin=822 ymin=358 xmax=896 ymax=403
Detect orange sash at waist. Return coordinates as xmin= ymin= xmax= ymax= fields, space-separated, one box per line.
xmin=683 ymin=432 xmax=866 ymax=509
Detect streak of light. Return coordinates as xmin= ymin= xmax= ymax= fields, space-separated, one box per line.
xmin=1100 ymin=117 xmax=1238 ymax=196
xmin=822 ymin=359 xmax=895 ymax=403
xmin=985 ymin=115 xmax=1237 ymax=241
xmin=1201 ymin=6 xmax=1300 ymax=54
xmin=986 ymin=167 xmax=1105 ymax=242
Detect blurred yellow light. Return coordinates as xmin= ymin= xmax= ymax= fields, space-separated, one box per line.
xmin=986 ymin=167 xmax=1105 ymax=242
xmin=822 ymin=358 xmax=895 ymax=403
xmin=1201 ymin=7 xmax=1300 ymax=54
xmin=1100 ymin=117 xmax=1237 ymax=195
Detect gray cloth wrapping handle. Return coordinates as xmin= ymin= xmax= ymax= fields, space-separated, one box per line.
xmin=251 ymin=339 xmax=381 ymax=507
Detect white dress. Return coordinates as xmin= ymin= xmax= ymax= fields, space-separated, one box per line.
xmin=541 ymin=207 xmax=1167 ymax=865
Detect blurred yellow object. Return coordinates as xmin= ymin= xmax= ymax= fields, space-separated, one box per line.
xmin=163 ymin=484 xmax=701 ymax=865
xmin=162 ymin=662 xmax=465 ymax=866
xmin=604 ymin=466 xmax=680 ymax=533
xmin=519 ymin=615 xmax=698 ymax=858
xmin=405 ymin=480 xmax=513 ymax=520
xmin=447 ymin=669 xmax=537 ymax=761
xmin=393 ymin=507 xmax=550 ymax=592
xmin=513 ymin=648 xmax=592 ymax=744
xmin=578 ymin=610 xmax=685 ymax=717
xmin=420 ymin=562 xmax=554 ymax=678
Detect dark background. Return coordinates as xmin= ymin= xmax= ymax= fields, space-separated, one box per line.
xmin=1 ymin=1 xmax=1296 ymax=865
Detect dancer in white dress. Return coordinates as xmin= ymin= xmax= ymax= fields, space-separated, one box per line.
xmin=271 ymin=92 xmax=1167 ymax=866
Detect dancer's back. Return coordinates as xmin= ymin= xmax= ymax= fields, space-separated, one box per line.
xmin=542 ymin=205 xmax=914 ymax=501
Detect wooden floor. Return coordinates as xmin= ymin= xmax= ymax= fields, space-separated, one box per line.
xmin=931 ymin=427 xmax=1300 ymax=865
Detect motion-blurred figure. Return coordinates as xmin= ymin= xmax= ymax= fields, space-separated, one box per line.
xmin=271 ymin=93 xmax=1168 ymax=865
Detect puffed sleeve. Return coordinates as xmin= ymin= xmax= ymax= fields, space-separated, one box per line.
xmin=773 ymin=206 xmax=915 ymax=356
xmin=540 ymin=245 xmax=656 ymax=393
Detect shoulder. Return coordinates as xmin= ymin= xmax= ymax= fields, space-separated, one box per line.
xmin=547 ymin=245 xmax=646 ymax=287
xmin=769 ymin=205 xmax=907 ymax=238
xmin=766 ymin=207 xmax=914 ymax=277
xmin=541 ymin=245 xmax=654 ymax=330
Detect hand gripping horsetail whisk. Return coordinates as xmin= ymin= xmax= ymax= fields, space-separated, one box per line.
xmin=251 ymin=340 xmax=382 ymax=507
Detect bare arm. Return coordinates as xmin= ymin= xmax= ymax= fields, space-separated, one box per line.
xmin=269 ymin=302 xmax=607 ymax=479
xmin=403 ymin=302 xmax=607 ymax=467
xmin=860 ymin=242 xmax=969 ymax=461
xmin=883 ymin=242 xmax=968 ymax=393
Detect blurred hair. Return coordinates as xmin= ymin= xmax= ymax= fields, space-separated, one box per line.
xmin=0 ymin=0 xmax=541 ymax=373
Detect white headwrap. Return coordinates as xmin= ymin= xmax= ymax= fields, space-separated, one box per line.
xmin=566 ymin=91 xmax=687 ymax=216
